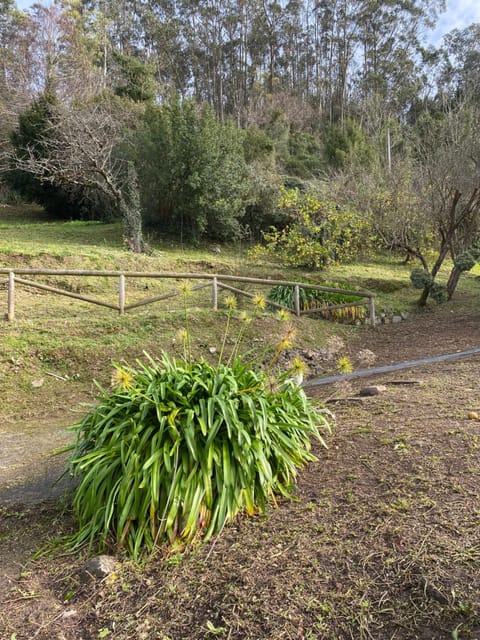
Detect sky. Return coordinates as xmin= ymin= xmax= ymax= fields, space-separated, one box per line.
xmin=429 ymin=0 xmax=480 ymax=43
xmin=13 ymin=0 xmax=480 ymax=46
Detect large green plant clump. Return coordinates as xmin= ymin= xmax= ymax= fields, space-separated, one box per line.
xmin=68 ymin=353 xmax=330 ymax=558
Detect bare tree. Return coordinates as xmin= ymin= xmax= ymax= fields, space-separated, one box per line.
xmin=2 ymin=97 xmax=145 ymax=252
xmin=411 ymin=100 xmax=480 ymax=304
xmin=330 ymin=98 xmax=480 ymax=306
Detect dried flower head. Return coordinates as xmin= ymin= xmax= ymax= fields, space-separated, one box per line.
xmin=178 ymin=280 xmax=193 ymax=295
xmin=252 ymin=293 xmax=267 ymax=310
xmin=337 ymin=356 xmax=353 ymax=374
xmin=238 ymin=310 xmax=252 ymax=325
xmin=176 ymin=328 xmax=189 ymax=343
xmin=287 ymin=357 xmax=307 ymax=385
xmin=111 ymin=367 xmax=134 ymax=390
xmin=290 ymin=357 xmax=308 ymax=376
xmin=279 ymin=325 xmax=296 ymax=350
xmin=225 ymin=295 xmax=237 ymax=310
xmin=265 ymin=376 xmax=280 ymax=394
xmin=276 ymin=309 xmax=291 ymax=322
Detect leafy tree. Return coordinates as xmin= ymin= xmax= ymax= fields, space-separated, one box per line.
xmin=409 ymin=100 xmax=480 ymax=305
xmin=438 ymin=24 xmax=480 ymax=101
xmin=331 ymin=156 xmax=429 ymax=264
xmin=138 ymin=98 xmax=250 ymax=241
xmin=0 ymin=1 xmax=33 ymax=167
xmin=242 ymin=126 xmax=275 ymax=165
xmin=287 ymin=131 xmax=324 ymax=177
xmin=323 ymin=119 xmax=374 ymax=169
xmin=445 ymin=237 xmax=480 ymax=298
xmin=112 ymin=51 xmax=156 ymax=103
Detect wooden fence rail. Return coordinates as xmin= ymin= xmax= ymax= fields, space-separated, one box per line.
xmin=0 ymin=269 xmax=375 ymax=325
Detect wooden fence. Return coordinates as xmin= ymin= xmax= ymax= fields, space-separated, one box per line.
xmin=0 ymin=269 xmax=376 ymax=324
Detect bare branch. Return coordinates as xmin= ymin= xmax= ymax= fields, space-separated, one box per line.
xmin=4 ymin=97 xmax=145 ymax=252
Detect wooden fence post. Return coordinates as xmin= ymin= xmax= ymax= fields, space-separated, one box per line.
xmin=294 ymin=284 xmax=301 ymax=317
xmin=369 ymin=296 xmax=376 ymax=326
xmin=7 ymin=271 xmax=15 ymax=321
xmin=119 ymin=274 xmax=125 ymax=315
xmin=212 ymin=277 xmax=218 ymax=311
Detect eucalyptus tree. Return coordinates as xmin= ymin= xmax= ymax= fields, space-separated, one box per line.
xmin=0 ymin=1 xmax=61 ymax=106
xmin=357 ymin=1 xmax=444 ymax=118
xmin=0 ymin=2 xmax=53 ymax=192
xmin=136 ymin=0 xmax=189 ymax=98
xmin=80 ymin=0 xmax=143 ymax=54
xmin=302 ymin=0 xmax=369 ymax=123
xmin=0 ymin=0 xmax=16 ymax=90
xmin=178 ymin=0 xmax=227 ymax=117
xmin=438 ymin=23 xmax=480 ymax=101
xmin=0 ymin=0 xmax=30 ymax=148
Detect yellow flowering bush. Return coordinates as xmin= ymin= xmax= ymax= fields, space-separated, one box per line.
xmin=257 ymin=187 xmax=371 ymax=269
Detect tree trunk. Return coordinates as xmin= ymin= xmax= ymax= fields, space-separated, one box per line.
xmin=120 ymin=200 xmax=144 ymax=252
xmin=416 ymin=242 xmax=449 ymax=307
xmin=446 ymin=266 xmax=462 ymax=300
xmin=417 ymin=285 xmax=430 ymax=307
xmin=119 ymin=163 xmax=145 ymax=253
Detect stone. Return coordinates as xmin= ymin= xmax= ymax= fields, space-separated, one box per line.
xmin=400 ymin=311 xmax=410 ymax=320
xmin=392 ymin=315 xmax=403 ymax=323
xmin=62 ymin=609 xmax=78 ymax=619
xmin=83 ymin=555 xmax=119 ymax=580
xmin=358 ymin=385 xmax=387 ymax=397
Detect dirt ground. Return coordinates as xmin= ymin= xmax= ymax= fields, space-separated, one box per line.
xmin=1 ymin=306 xmax=480 ymax=639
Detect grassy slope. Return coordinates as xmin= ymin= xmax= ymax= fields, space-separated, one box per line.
xmin=0 ymin=206 xmax=333 ymax=423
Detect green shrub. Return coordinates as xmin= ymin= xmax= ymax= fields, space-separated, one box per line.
xmin=268 ymin=282 xmax=367 ymax=323
xmin=138 ymin=99 xmax=250 ymax=241
xmin=429 ymin=282 xmax=448 ymax=303
xmin=67 ymin=352 xmax=330 ymax=558
xmin=254 ymin=187 xmax=370 ymax=269
xmin=410 ymin=267 xmax=447 ymax=303
xmin=410 ymin=267 xmax=433 ymax=289
xmin=454 ymin=251 xmax=476 ymax=273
